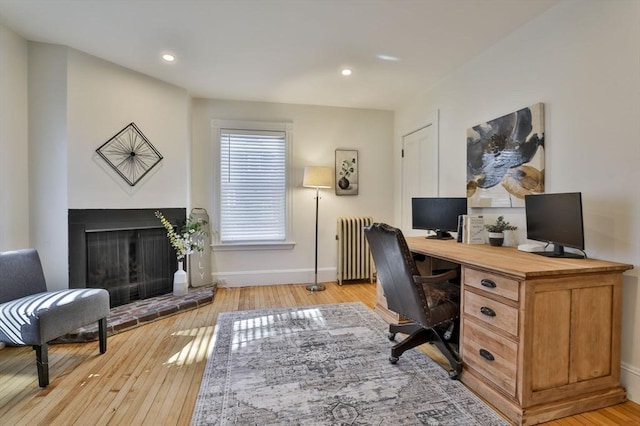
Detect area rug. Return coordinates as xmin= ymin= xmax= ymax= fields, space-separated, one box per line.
xmin=191 ymin=302 xmax=508 ymax=425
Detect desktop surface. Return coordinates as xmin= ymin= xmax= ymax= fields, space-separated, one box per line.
xmin=404 ymin=237 xmax=632 ymax=279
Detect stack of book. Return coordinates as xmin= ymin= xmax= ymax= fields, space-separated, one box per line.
xmin=457 ymin=214 xmax=485 ymax=244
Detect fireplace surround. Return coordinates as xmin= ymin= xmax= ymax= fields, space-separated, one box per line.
xmin=68 ymin=208 xmax=186 ymax=307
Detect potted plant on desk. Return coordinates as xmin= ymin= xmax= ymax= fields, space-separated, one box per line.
xmin=485 ymin=216 xmax=517 ymax=247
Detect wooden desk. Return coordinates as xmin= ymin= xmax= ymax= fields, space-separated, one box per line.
xmin=375 ymin=238 xmax=633 ymax=426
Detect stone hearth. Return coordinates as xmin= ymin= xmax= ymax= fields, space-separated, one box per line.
xmin=53 ymin=285 xmax=216 ymax=343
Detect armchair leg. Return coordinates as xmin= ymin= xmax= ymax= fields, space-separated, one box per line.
xmin=31 ymin=319 xmax=106 ymax=389
xmin=98 ymin=317 xmax=107 ymax=354
xmin=34 ymin=344 xmax=49 ymax=388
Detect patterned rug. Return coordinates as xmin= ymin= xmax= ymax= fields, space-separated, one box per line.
xmin=191 ymin=302 xmax=509 ymax=425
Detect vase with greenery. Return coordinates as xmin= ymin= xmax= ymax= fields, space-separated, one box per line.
xmin=484 ymin=216 xmax=517 ymax=246
xmin=338 ymin=158 xmax=356 ymax=190
xmin=155 ymin=211 xmax=208 ymax=295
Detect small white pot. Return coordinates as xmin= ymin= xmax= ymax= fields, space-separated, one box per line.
xmin=488 ymin=232 xmax=505 ymax=247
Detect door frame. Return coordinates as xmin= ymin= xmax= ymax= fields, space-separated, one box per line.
xmin=400 ymin=109 xmax=440 ymax=233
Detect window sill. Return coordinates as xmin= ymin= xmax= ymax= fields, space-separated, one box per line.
xmin=212 ymin=241 xmax=296 ymax=251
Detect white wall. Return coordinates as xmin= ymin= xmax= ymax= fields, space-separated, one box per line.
xmin=23 ymin=43 xmax=191 ymax=290
xmin=191 ymin=99 xmax=394 ymax=286
xmin=395 ymin=0 xmax=640 ymax=402
xmin=0 ymin=25 xmax=29 ymax=251
xmin=66 ymin=49 xmax=190 ymax=209
xmin=28 ymin=43 xmax=69 ymax=290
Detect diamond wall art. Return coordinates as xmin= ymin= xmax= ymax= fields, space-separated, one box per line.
xmin=96 ymin=122 xmax=163 ymax=186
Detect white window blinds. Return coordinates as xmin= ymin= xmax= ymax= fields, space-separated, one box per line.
xmin=220 ymin=129 xmax=287 ymax=242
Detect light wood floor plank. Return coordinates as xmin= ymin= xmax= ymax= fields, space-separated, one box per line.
xmin=0 ymin=282 xmax=638 ymax=425
xmin=147 ymin=312 xmax=209 ymax=425
xmin=58 ymin=322 xmax=169 ymax=425
xmin=99 ymin=329 xmax=174 ymax=424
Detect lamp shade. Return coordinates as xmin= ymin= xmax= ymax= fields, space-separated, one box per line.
xmin=303 ymin=166 xmax=333 ymax=188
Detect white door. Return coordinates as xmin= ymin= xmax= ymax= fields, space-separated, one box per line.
xmin=401 ymin=123 xmax=438 ymax=236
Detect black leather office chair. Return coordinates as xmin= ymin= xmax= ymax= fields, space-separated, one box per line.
xmin=364 ymin=223 xmax=462 ymax=378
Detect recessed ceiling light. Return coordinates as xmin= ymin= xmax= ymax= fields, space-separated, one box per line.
xmin=162 ymin=53 xmax=176 ymax=62
xmin=377 ymin=54 xmax=400 ymax=61
xmin=341 ymin=68 xmax=352 ymax=76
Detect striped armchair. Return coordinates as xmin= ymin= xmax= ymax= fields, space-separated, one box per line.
xmin=0 ymin=248 xmax=110 ymax=387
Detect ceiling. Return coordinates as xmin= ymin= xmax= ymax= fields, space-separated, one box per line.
xmin=0 ymin=0 xmax=560 ymax=110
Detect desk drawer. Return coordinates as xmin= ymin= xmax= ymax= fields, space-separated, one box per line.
xmin=464 ymin=291 xmax=518 ymax=337
xmin=464 ymin=268 xmax=519 ymax=301
xmin=463 ymin=320 xmax=518 ymax=397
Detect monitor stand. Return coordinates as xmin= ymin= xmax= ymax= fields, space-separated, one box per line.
xmin=426 ymin=230 xmax=454 ymax=240
xmin=534 ymin=244 xmax=585 ymax=259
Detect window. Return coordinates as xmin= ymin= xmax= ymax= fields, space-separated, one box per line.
xmin=212 ymin=120 xmax=293 ymax=249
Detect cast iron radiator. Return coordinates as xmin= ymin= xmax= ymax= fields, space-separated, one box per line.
xmin=336 ymin=216 xmax=375 ymax=285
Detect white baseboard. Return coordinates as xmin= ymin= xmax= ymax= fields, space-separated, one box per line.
xmin=622 ymin=361 xmax=640 ymax=403
xmin=213 ymin=267 xmax=337 ymax=287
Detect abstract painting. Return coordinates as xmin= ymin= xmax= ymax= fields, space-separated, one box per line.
xmin=467 ymin=103 xmax=545 ymax=207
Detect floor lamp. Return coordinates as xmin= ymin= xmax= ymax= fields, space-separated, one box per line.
xmin=303 ymin=166 xmax=333 ymax=291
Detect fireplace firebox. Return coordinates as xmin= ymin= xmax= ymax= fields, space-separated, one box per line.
xmin=69 ymin=208 xmax=186 ymax=308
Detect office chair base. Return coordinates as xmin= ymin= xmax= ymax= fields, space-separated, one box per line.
xmin=388 ymin=323 xmax=462 ymax=379
xmin=389 ymin=322 xmax=424 ymax=338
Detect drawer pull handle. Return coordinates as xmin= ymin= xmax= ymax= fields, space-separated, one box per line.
xmin=481 ymin=279 xmax=496 ymax=288
xmin=479 ymin=349 xmax=495 ymax=361
xmin=480 ymin=306 xmax=496 ymax=317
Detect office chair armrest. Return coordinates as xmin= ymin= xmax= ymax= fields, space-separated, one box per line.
xmin=413 ymin=268 xmax=458 ymax=286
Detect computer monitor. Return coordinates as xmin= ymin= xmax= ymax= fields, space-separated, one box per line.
xmin=412 ymin=197 xmax=468 ymax=239
xmin=525 ymin=192 xmax=585 ymax=258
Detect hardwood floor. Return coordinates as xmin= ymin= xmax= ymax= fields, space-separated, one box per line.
xmin=1 ymin=282 xmax=639 ymax=425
